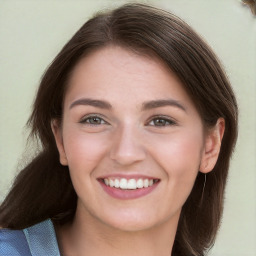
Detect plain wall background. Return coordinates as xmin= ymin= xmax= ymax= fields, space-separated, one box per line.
xmin=0 ymin=0 xmax=255 ymax=255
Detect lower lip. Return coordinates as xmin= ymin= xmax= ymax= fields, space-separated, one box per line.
xmin=99 ymin=180 xmax=159 ymax=200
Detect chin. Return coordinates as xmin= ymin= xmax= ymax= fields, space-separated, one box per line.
xmin=104 ymin=217 xmax=157 ymax=232
xmin=96 ymin=207 xmax=180 ymax=233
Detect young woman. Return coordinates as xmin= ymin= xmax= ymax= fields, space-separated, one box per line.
xmin=0 ymin=3 xmax=238 ymax=256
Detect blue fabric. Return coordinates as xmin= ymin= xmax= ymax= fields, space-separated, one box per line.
xmin=0 ymin=219 xmax=61 ymax=256
xmin=0 ymin=229 xmax=31 ymax=256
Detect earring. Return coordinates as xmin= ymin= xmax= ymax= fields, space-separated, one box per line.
xmin=199 ymin=174 xmax=207 ymax=206
xmin=202 ymin=173 xmax=207 ymax=196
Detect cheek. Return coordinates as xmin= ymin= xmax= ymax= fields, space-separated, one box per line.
xmin=149 ymin=128 xmax=204 ymax=180
xmin=62 ymin=128 xmax=109 ymax=171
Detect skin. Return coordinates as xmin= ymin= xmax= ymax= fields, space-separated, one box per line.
xmin=52 ymin=45 xmax=224 ymax=256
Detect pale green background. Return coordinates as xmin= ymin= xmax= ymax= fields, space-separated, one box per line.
xmin=0 ymin=0 xmax=255 ymax=255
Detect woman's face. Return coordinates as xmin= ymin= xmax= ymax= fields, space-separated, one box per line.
xmin=52 ymin=46 xmax=219 ymax=232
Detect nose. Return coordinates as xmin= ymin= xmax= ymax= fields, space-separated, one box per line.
xmin=109 ymin=124 xmax=146 ymax=166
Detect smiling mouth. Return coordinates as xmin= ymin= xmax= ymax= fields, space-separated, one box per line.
xmin=100 ymin=178 xmax=160 ymax=190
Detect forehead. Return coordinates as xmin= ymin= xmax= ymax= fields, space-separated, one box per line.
xmin=64 ymin=45 xmax=195 ymax=110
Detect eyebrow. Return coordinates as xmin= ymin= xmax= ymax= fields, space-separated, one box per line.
xmin=142 ymin=99 xmax=186 ymax=112
xmin=69 ymin=98 xmax=112 ymax=110
xmin=69 ymin=97 xmax=186 ymax=112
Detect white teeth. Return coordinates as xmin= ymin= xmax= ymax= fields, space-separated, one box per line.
xmin=103 ymin=178 xmax=157 ymax=190
xmin=109 ymin=179 xmax=115 ymax=187
xmin=127 ymin=179 xmax=137 ymax=189
xmin=144 ymin=179 xmax=149 ymax=188
xmin=114 ymin=179 xmax=119 ymax=188
xmin=119 ymin=178 xmax=127 ymax=189
xmin=137 ymin=179 xmax=144 ymax=188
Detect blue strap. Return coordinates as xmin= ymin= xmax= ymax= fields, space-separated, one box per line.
xmin=23 ymin=219 xmax=61 ymax=256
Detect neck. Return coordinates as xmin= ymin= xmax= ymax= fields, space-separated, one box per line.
xmin=56 ymin=209 xmax=180 ymax=256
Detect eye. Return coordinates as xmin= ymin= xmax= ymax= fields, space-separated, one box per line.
xmin=80 ymin=115 xmax=108 ymax=125
xmin=148 ymin=116 xmax=176 ymax=127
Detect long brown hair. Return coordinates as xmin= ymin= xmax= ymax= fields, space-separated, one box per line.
xmin=0 ymin=3 xmax=238 ymax=256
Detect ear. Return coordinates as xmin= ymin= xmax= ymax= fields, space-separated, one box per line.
xmin=199 ymin=118 xmax=225 ymax=173
xmin=51 ymin=119 xmax=68 ymax=166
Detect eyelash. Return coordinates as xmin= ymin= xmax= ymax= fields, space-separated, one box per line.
xmin=147 ymin=116 xmax=177 ymax=127
xmin=79 ymin=114 xmax=109 ymax=126
xmin=79 ymin=114 xmax=176 ymax=127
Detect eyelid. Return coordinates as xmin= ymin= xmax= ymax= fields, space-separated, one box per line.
xmin=78 ymin=113 xmax=177 ymax=127
xmin=79 ymin=113 xmax=109 ymax=125
xmin=146 ymin=115 xmax=178 ymax=126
